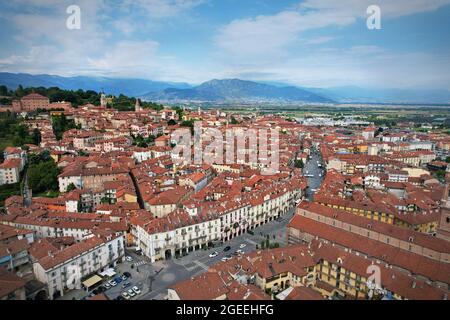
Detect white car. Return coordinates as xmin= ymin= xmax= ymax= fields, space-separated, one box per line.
xmin=127 ymin=289 xmax=136 ymax=297
xmin=236 ymin=249 xmax=244 ymax=255
xmin=132 ymin=286 xmax=141 ymax=295
xmin=104 ymin=283 xmax=111 ymax=290
xmin=125 ymin=256 xmax=133 ymax=262
xmin=239 ymin=244 xmax=246 ymax=249
xmin=109 ymin=280 xmax=117 ymax=287
xmin=209 ymin=251 xmax=219 ymax=258
xmin=121 ymin=292 xmax=130 ymax=300
xmin=221 ymin=256 xmax=232 ymax=262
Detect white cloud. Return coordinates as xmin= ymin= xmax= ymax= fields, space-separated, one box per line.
xmin=214 ymin=47 xmax=450 ymax=89
xmin=0 ymin=0 xmax=449 ymax=89
xmin=299 ymin=0 xmax=450 ymax=18
xmin=215 ymin=0 xmax=450 ymax=59
xmin=211 ymin=0 xmax=450 ymax=89
xmin=0 ymin=0 xmax=201 ymax=79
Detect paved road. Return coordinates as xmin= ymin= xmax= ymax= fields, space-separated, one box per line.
xmin=22 ymin=172 xmax=32 ymax=207
xmin=304 ymin=148 xmax=325 ymax=201
xmin=137 ymin=207 xmax=297 ymax=300
xmin=58 ymin=200 xmax=298 ymax=301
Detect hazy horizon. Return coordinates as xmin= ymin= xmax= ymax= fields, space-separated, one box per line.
xmin=0 ymin=1 xmax=450 ymax=90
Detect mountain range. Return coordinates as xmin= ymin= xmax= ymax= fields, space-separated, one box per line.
xmin=1 ymin=72 xmax=450 ymax=104
xmin=0 ymin=72 xmax=190 ymax=97
xmin=142 ymin=79 xmax=333 ymax=103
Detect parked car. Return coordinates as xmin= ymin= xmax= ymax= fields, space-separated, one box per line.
xmin=127 ymin=289 xmax=136 ymax=297
xmin=115 ymin=295 xmax=125 ymax=300
xmin=121 ymin=275 xmax=128 ymax=281
xmin=104 ymin=283 xmax=111 ymax=290
xmin=123 ymin=272 xmax=132 ymax=278
xmin=223 ymin=246 xmax=231 ymax=252
xmin=209 ymin=251 xmax=219 ymax=258
xmin=121 ymin=292 xmax=130 ymax=300
xmin=236 ymin=249 xmax=244 ymax=255
xmin=239 ymin=244 xmax=246 ymax=249
xmin=132 ymin=286 xmax=141 ymax=295
xmin=221 ymin=255 xmax=232 ymax=262
xmin=109 ymin=280 xmax=117 ymax=287
xmin=125 ymin=256 xmax=133 ymax=262
xmin=122 ymin=282 xmax=131 ymax=289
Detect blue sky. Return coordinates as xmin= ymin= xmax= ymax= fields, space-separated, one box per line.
xmin=0 ymin=0 xmax=449 ymax=89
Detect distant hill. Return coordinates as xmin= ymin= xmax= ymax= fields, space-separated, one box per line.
xmin=143 ymin=79 xmax=334 ymax=103
xmin=0 ymin=72 xmax=191 ymax=97
xmin=305 ymin=86 xmax=450 ymax=104
xmin=1 ymin=73 xmax=449 ymax=104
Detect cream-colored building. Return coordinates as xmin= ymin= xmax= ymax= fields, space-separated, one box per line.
xmin=33 ymin=234 xmax=125 ymax=299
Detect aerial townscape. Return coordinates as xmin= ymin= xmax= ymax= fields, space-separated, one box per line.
xmin=0 ymin=86 xmax=449 ymax=301
xmin=0 ymin=0 xmax=450 ymax=306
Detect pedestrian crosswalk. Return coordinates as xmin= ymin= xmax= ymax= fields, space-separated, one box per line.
xmin=194 ymin=260 xmax=209 ymax=271
xmin=134 ymin=260 xmax=147 ymax=267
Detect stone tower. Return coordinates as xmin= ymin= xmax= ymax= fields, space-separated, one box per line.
xmin=437 ymin=164 xmax=450 ymax=241
xmin=100 ymin=93 xmax=107 ymax=108
xmin=135 ymin=98 xmax=141 ymax=112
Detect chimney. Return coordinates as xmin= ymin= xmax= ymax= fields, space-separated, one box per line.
xmin=412 ymin=281 xmax=416 ymax=289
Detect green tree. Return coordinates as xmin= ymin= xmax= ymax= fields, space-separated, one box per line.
xmin=66 ymin=183 xmax=76 ymax=192
xmin=173 ymin=106 xmax=184 ymax=119
xmin=100 ymin=196 xmax=111 ymax=204
xmin=52 ymin=114 xmax=76 ymax=140
xmin=32 ymin=129 xmax=41 ymax=145
xmin=28 ymin=159 xmax=59 ymax=194
xmin=294 ymin=159 xmax=304 ymax=169
xmin=436 ymin=169 xmax=446 ymax=181
xmin=0 ymin=85 xmax=8 ymax=96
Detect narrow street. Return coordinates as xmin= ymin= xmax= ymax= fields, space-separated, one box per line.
xmin=303 ymin=147 xmax=325 ymax=201
xmin=22 ymin=172 xmax=32 ymax=207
